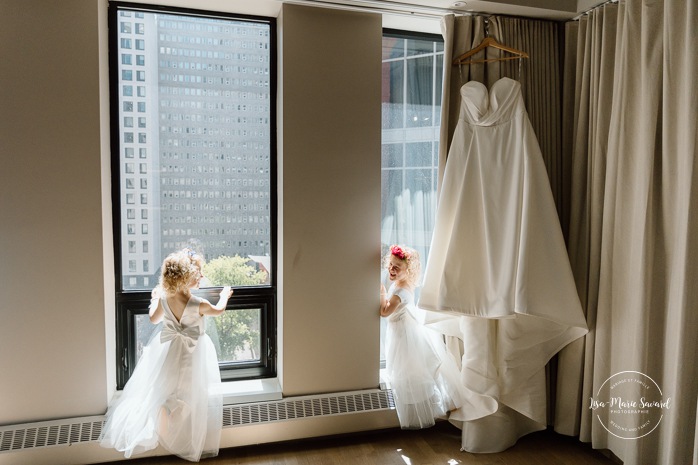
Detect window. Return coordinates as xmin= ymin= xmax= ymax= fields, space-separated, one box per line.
xmin=380 ymin=30 xmax=443 ymax=365
xmin=110 ymin=3 xmax=277 ymax=389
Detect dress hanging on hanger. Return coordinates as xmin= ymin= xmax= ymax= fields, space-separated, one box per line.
xmin=453 ymin=18 xmax=529 ymax=82
xmin=419 ymin=27 xmax=586 ymax=453
xmin=452 ymin=37 xmax=529 ymax=66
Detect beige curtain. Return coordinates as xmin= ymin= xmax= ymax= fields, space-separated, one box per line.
xmin=557 ymin=1 xmax=698 ymax=463
xmin=554 ymin=2 xmax=619 ymax=437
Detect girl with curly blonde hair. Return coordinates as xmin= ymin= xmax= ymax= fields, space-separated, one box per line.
xmin=101 ymin=248 xmax=233 ymax=462
xmin=157 ymin=248 xmax=206 ymax=295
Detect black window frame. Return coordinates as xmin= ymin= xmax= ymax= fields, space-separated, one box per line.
xmin=108 ymin=2 xmax=277 ymax=390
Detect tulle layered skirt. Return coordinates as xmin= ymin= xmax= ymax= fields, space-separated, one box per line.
xmin=100 ymin=330 xmax=222 ymax=462
xmin=385 ymin=310 xmax=466 ymax=429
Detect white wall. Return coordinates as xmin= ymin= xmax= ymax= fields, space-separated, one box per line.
xmin=0 ymin=0 xmax=384 ymax=458
xmin=279 ymin=4 xmax=382 ymax=396
xmin=0 ymin=0 xmax=113 ymax=425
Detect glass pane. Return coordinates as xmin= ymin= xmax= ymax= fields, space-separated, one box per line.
xmin=117 ymin=10 xmax=272 ymax=291
xmin=406 ymin=56 xmax=434 ymax=128
xmin=135 ymin=314 xmax=159 ymax=362
xmin=382 ymin=36 xmax=404 ymax=60
xmin=382 ymin=61 xmax=404 ymax=129
xmin=381 ymin=168 xmax=403 ymax=226
xmin=435 ymin=55 xmax=443 ymax=126
xmin=405 ymin=168 xmax=433 ymax=195
xmin=382 ymin=143 xmax=403 ymax=168
xmin=134 ymin=308 xmax=262 ymax=366
xmin=406 ymin=38 xmax=433 ymax=57
xmin=405 ymin=142 xmax=432 ymax=168
xmin=207 ymin=308 xmax=261 ymax=363
xmin=381 ymin=34 xmax=443 ymax=369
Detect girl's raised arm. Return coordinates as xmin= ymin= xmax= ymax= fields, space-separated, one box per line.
xmin=380 ymin=284 xmax=401 ymax=317
xmin=199 ymin=286 xmax=234 ymax=317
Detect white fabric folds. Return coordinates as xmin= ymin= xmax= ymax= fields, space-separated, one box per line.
xmin=419 ymin=77 xmax=588 ymax=452
xmin=100 ymin=295 xmax=222 ymax=462
xmin=384 ymin=284 xmax=463 ymax=429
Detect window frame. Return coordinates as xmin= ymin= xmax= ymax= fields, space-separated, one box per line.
xmin=380 ymin=28 xmax=444 ymax=369
xmin=108 ymin=2 xmax=278 ymax=390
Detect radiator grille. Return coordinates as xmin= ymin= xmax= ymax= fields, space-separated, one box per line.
xmin=223 ymin=389 xmax=394 ymax=427
xmin=0 ymin=389 xmax=394 ymax=453
xmin=0 ymin=419 xmax=103 ymax=453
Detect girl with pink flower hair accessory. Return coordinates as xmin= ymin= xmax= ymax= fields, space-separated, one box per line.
xmin=379 ymin=245 xmax=466 ymax=429
xmin=390 ymin=244 xmax=410 ymax=260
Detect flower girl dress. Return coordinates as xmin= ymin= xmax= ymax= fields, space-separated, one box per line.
xmin=100 ymin=293 xmax=222 ymax=462
xmin=384 ymin=283 xmax=466 ymax=429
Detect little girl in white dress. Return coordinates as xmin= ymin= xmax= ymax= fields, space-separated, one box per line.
xmin=380 ymin=245 xmax=465 ymax=429
xmin=100 ymin=248 xmax=233 ymax=462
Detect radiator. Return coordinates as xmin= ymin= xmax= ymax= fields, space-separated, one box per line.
xmin=0 ymin=388 xmax=395 ymax=454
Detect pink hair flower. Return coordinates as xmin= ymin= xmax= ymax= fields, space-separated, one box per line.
xmin=390 ymin=245 xmax=409 ymax=260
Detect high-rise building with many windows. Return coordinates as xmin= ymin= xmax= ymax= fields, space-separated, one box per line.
xmin=116 ymin=10 xmax=272 ymax=290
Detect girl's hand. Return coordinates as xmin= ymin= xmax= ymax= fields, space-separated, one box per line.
xmin=379 ymin=284 xmax=388 ymax=316
xmin=220 ymin=286 xmax=233 ymax=299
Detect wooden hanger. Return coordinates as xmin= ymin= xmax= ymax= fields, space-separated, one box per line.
xmin=452 ymin=36 xmax=529 ymax=66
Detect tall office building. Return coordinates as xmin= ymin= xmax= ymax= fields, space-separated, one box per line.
xmin=116 ymin=10 xmax=272 ymax=290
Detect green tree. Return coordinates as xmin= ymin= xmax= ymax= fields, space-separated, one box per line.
xmin=203 ymin=255 xmax=268 ymax=362
xmin=204 ymin=255 xmax=268 ymax=286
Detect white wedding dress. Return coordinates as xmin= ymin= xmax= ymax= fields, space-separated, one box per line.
xmin=419 ymin=77 xmax=588 ymax=452
xmin=100 ymin=294 xmax=222 ymax=462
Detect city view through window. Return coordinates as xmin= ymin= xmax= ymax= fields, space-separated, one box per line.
xmin=113 ymin=9 xmax=440 ymax=381
xmin=117 ymin=9 xmax=272 ymax=292
xmin=380 ymin=32 xmax=444 ymax=362
xmin=113 ymin=7 xmax=275 ymax=381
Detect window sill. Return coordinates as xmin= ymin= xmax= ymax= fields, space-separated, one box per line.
xmin=216 ymin=377 xmax=283 ymax=405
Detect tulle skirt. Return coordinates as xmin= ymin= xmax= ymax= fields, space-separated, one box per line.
xmin=100 ymin=329 xmax=222 ymax=462
xmin=385 ymin=310 xmax=465 ymax=429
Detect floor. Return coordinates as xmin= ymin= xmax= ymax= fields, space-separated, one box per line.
xmin=103 ymin=421 xmax=620 ymax=465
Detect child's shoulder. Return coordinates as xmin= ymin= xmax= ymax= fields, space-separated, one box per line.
xmin=391 ymin=285 xmax=414 ymax=298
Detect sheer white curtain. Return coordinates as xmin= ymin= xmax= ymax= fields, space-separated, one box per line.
xmin=380 ymin=189 xmax=436 ymax=265
xmin=558 ymin=1 xmax=698 ymax=463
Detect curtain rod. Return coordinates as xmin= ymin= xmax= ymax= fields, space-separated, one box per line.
xmin=278 ymin=0 xmax=467 ymax=19
xmin=571 ymin=0 xmax=619 ymax=21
